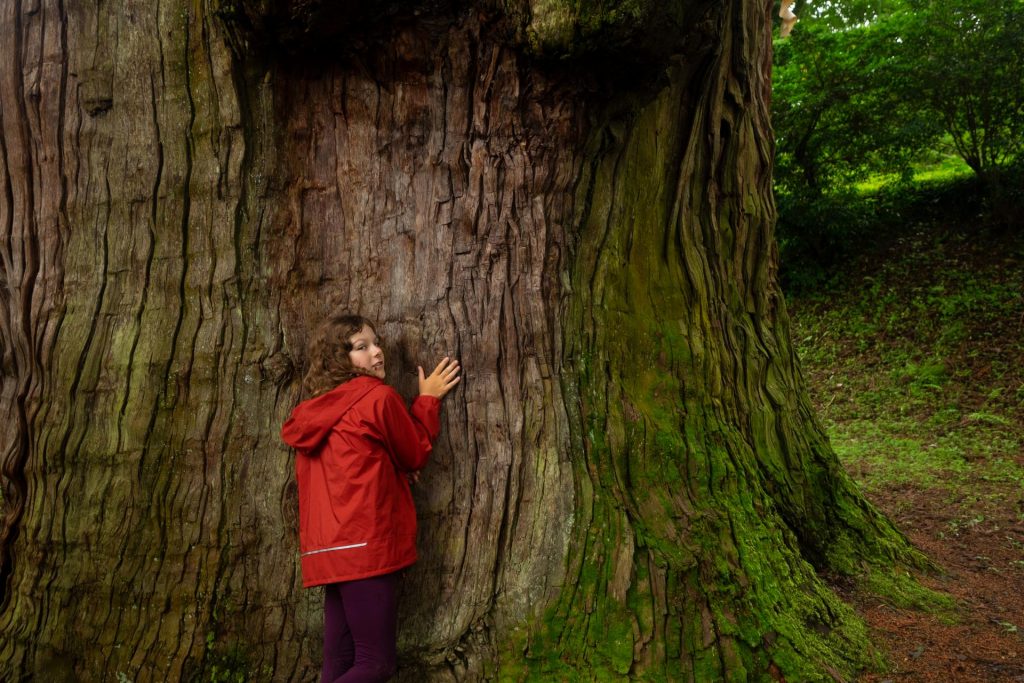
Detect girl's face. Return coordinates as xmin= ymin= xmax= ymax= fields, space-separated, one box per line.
xmin=347 ymin=325 xmax=385 ymax=379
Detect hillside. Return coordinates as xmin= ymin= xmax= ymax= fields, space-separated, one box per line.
xmin=788 ymin=217 xmax=1024 ymax=681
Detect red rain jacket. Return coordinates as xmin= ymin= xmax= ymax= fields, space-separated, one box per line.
xmin=280 ymin=375 xmax=440 ymax=587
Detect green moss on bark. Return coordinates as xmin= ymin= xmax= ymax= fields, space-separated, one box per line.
xmin=499 ymin=11 xmax=929 ymax=676
xmin=526 ymin=0 xmax=651 ymax=53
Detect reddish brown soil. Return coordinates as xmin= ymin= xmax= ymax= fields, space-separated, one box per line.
xmin=849 ymin=476 xmax=1024 ymax=682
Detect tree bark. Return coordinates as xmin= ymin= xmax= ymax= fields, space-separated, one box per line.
xmin=1 ymin=0 xmax=921 ymax=680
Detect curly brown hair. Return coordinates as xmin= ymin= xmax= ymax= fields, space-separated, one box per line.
xmin=302 ymin=313 xmax=380 ymax=398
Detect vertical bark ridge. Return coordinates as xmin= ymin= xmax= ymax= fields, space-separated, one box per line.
xmin=0 ymin=0 xmax=34 ymax=596
xmin=0 ymin=0 xmax=272 ymax=677
xmin=1 ymin=3 xmax=75 ymax=679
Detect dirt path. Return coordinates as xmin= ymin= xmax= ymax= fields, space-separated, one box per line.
xmin=852 ymin=478 xmax=1024 ymax=682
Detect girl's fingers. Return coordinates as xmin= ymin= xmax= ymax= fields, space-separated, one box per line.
xmin=423 ymin=357 xmax=460 ymax=397
xmin=431 ymin=357 xmax=461 ymax=379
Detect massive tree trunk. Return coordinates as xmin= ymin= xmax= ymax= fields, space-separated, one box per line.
xmin=1 ymin=0 xmax=922 ymax=680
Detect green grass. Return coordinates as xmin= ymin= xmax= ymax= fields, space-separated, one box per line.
xmin=853 ymin=152 xmax=974 ymax=192
xmin=912 ymin=154 xmax=974 ymax=184
xmin=789 ymin=224 xmax=1024 ymax=500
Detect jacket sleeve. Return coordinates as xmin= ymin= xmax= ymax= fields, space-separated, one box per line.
xmin=373 ymin=387 xmax=441 ymax=471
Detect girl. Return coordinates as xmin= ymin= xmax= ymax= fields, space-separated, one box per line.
xmin=281 ymin=313 xmax=460 ymax=682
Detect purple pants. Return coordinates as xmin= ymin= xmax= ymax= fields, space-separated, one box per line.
xmin=321 ymin=573 xmax=399 ymax=683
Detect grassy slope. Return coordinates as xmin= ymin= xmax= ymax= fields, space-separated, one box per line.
xmin=788 ymin=224 xmax=1023 ymax=507
xmin=785 ymin=199 xmax=1024 ymax=677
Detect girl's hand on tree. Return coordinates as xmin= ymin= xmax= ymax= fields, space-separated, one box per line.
xmin=418 ymin=357 xmax=461 ymax=399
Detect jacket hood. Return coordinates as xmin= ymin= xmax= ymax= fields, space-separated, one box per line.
xmin=281 ymin=375 xmax=383 ymax=452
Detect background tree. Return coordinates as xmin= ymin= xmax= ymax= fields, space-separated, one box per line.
xmin=773 ymin=0 xmax=1024 ymax=195
xmin=1 ymin=0 xmax=921 ymax=680
xmin=894 ymin=0 xmax=1024 ymax=186
xmin=771 ymin=0 xmax=1023 ymax=284
xmin=772 ymin=18 xmax=934 ymax=196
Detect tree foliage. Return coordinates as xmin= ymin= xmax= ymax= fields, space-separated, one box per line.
xmin=773 ymin=0 xmax=1024 ymax=195
xmin=772 ymin=16 xmax=926 ymax=195
xmin=895 ymin=0 xmax=1024 ymax=183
